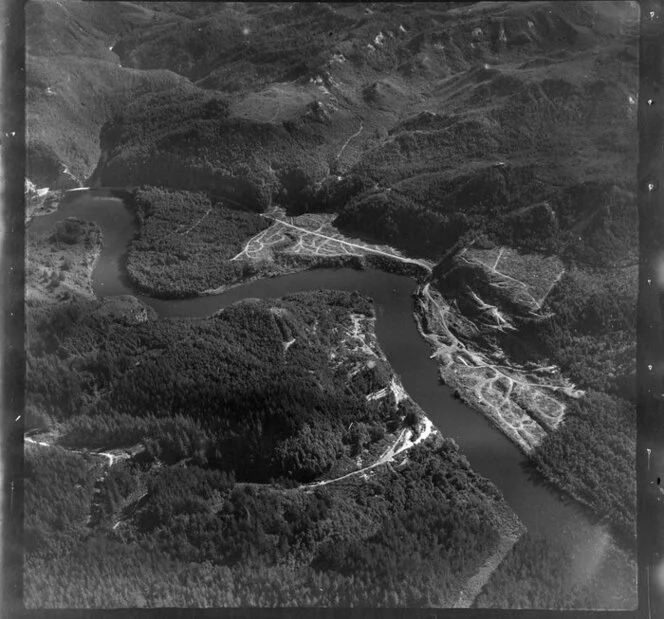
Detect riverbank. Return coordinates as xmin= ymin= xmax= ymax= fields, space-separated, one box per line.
xmin=413 ymin=281 xmax=637 ymax=559
xmin=334 ymin=312 xmax=528 ymax=608
xmin=201 ymin=254 xmax=364 ymax=297
xmin=413 ymin=282 xmax=582 ymax=456
xmin=202 ymin=252 xmax=429 ymax=298
xmin=24 ymin=284 xmax=522 ymax=607
xmin=28 ymin=187 xmax=432 ymax=302
xmin=23 ymin=190 xmax=636 ymax=607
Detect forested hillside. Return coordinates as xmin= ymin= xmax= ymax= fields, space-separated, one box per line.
xmin=24 ymin=289 xmax=511 ymax=607
xmin=426 ymin=229 xmax=636 ymax=544
xmin=77 ymin=2 xmax=638 ymax=260
xmin=25 ymin=438 xmax=504 ymax=607
xmin=25 ymin=0 xmax=639 ymax=609
xmin=30 ymin=1 xmax=636 ymax=245
xmin=125 ymin=187 xmax=270 ymax=297
xmin=26 ymin=0 xmax=194 ymax=186
xmin=91 ymin=91 xmax=335 ymax=209
xmin=473 ymin=534 xmax=636 ymax=609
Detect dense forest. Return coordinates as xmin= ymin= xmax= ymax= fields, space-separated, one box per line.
xmin=532 ymin=269 xmax=636 ymax=398
xmin=523 ymin=269 xmax=635 ymax=543
xmin=529 ymin=390 xmax=635 ymax=544
xmin=25 ymin=437 xmax=503 ymax=607
xmin=333 ymin=168 xmax=637 ymax=265
xmin=24 ymin=0 xmax=639 ymax=608
xmin=24 ymin=289 xmax=510 ymax=607
xmin=516 ymin=268 xmax=636 ymax=543
xmin=27 ymin=289 xmax=416 ymax=484
xmin=326 ymin=11 xmax=637 ymax=262
xmin=24 ymin=446 xmax=98 ymax=561
xmin=94 ymin=89 xmax=333 ymax=210
xmin=26 ymin=0 xmax=195 ymax=186
xmin=125 ymin=186 xmax=269 ymax=297
xmin=111 ymin=2 xmax=356 ymax=88
xmin=473 ymin=533 xmax=635 ymax=609
xmin=427 ymin=249 xmax=636 ymax=544
xmin=474 ymin=535 xmax=587 ymax=609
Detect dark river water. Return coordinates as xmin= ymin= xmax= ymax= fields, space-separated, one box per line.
xmin=28 ymin=190 xmax=636 ymax=607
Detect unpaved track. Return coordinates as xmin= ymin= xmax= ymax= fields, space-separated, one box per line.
xmin=231 ymin=212 xmax=433 ymax=271
xmin=268 ymin=101 xmax=282 ymax=123
xmin=463 ymin=249 xmax=565 ymax=312
xmin=181 ymin=209 xmax=212 ymax=235
xmin=336 ymin=119 xmax=364 ymax=163
xmin=260 ymin=216 xmax=433 ymax=271
xmin=417 ymin=283 xmax=580 ymax=453
xmin=305 ymin=416 xmax=435 ymax=489
xmin=25 ymin=436 xmax=132 ymax=466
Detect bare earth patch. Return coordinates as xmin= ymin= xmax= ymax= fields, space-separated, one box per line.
xmin=415 ymin=283 xmax=583 ymax=455
xmin=462 ymin=245 xmax=565 ymax=312
xmin=230 ymin=206 xmax=434 ymax=271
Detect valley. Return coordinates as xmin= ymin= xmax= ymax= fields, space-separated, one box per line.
xmin=24 ymin=211 xmax=521 ymax=606
xmin=24 ymin=191 xmax=636 ymax=608
xmin=23 ymin=0 xmax=638 ymax=610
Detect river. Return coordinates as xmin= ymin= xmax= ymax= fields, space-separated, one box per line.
xmin=28 ymin=189 xmax=636 ymax=607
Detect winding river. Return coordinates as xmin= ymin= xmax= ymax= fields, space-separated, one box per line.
xmin=28 ymin=189 xmax=636 ymax=608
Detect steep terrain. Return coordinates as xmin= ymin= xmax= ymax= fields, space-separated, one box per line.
xmin=26 ymin=0 xmax=191 ymax=187
xmin=25 ymin=0 xmax=639 ymax=609
xmin=23 ymin=228 xmax=520 ymax=605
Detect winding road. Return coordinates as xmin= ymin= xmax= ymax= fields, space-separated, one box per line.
xmin=305 ymin=416 xmax=435 ymax=489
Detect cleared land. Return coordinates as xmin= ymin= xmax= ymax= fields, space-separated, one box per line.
xmin=415 ymin=282 xmax=583 ymax=454
xmin=231 ymin=207 xmax=434 ymax=271
xmin=461 ymin=246 xmax=566 ymax=312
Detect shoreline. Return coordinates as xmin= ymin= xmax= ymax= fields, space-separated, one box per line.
xmin=412 ymin=283 xmax=569 ymax=456
xmin=28 ymin=186 xmax=432 ymax=302
xmin=412 ymin=298 xmax=536 ymax=456
xmin=26 ymin=291 xmax=527 ymax=607
xmin=84 ymin=227 xmax=103 ymax=299
xmin=412 ymin=282 xmax=638 ymax=558
xmin=27 ymin=189 xmax=635 ymax=585
xmin=138 ymin=252 xmax=430 ymax=301
xmin=356 ymin=314 xmax=528 ymax=609
xmin=25 ymin=189 xmax=62 ymax=225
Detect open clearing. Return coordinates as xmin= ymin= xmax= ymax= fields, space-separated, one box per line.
xmin=231 ymin=207 xmax=433 ymax=271
xmin=462 ymin=246 xmax=565 ymax=311
xmin=415 ymin=283 xmax=583 ymax=454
